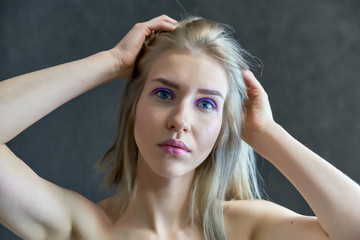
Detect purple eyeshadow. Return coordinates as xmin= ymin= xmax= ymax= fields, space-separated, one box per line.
xmin=149 ymin=88 xmax=175 ymax=99
xmin=194 ymin=97 xmax=218 ymax=112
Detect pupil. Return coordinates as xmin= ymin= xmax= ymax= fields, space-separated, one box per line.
xmin=160 ymin=92 xmax=168 ymax=98
xmin=201 ymin=102 xmax=209 ymax=108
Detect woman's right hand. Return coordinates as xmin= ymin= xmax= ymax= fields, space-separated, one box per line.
xmin=110 ymin=15 xmax=177 ymax=79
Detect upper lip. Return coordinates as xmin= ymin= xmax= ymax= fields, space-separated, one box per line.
xmin=157 ymin=139 xmax=190 ymax=152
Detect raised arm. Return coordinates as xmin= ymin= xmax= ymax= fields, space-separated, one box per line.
xmin=241 ymin=70 xmax=360 ymax=240
xmin=0 ymin=15 xmax=177 ymax=144
xmin=0 ymin=15 xmax=177 ymax=239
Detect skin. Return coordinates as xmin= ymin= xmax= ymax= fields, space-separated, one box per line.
xmin=0 ymin=15 xmax=360 ymax=240
xmin=125 ymin=50 xmax=228 ymax=237
xmin=134 ymin=50 xmax=227 ymax=180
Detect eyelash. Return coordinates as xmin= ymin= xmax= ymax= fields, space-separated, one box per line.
xmin=150 ymin=88 xmax=218 ymax=112
xmin=150 ymin=88 xmax=175 ymax=101
xmin=194 ymin=98 xmax=218 ymax=112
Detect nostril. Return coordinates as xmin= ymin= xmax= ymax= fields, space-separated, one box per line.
xmin=166 ymin=120 xmax=190 ymax=133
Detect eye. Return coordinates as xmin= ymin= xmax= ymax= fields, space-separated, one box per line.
xmin=195 ymin=98 xmax=218 ymax=112
xmin=150 ymin=88 xmax=175 ymax=101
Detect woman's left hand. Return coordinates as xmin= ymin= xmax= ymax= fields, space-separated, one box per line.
xmin=241 ymin=70 xmax=275 ymax=145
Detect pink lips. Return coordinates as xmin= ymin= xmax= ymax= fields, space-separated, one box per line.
xmin=157 ymin=139 xmax=190 ymax=156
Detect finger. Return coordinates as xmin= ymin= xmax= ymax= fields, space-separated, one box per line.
xmin=154 ymin=21 xmax=177 ymax=31
xmin=147 ymin=15 xmax=177 ymax=27
xmin=146 ymin=17 xmax=177 ymax=32
xmin=155 ymin=14 xmax=177 ymax=24
xmin=242 ymin=70 xmax=264 ymax=90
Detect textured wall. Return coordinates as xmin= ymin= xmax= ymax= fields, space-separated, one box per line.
xmin=1 ymin=0 xmax=359 ymax=238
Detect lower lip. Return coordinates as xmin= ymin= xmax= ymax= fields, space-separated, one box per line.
xmin=158 ymin=145 xmax=189 ymax=156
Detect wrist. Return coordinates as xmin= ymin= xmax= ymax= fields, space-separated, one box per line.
xmin=261 ymin=121 xmax=283 ymax=140
xmin=245 ymin=121 xmax=283 ymax=154
xmin=106 ymin=48 xmax=122 ymax=78
xmin=106 ymin=47 xmax=133 ymax=79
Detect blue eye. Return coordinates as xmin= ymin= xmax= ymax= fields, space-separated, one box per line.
xmin=150 ymin=88 xmax=175 ymax=101
xmin=195 ymin=98 xmax=218 ymax=112
xmin=157 ymin=90 xmax=171 ymax=100
xmin=199 ymin=101 xmax=213 ymax=109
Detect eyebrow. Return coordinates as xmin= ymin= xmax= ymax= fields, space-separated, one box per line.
xmin=152 ymin=78 xmax=179 ymax=89
xmin=198 ymin=89 xmax=224 ymax=99
xmin=151 ymin=78 xmax=224 ymax=99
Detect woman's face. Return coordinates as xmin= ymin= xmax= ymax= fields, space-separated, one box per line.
xmin=134 ymin=50 xmax=228 ymax=179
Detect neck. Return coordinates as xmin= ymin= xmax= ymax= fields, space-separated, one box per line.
xmin=116 ymin=154 xmax=197 ymax=236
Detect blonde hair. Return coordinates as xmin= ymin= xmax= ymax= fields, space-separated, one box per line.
xmin=97 ymin=16 xmax=262 ymax=240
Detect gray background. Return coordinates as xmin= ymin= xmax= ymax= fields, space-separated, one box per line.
xmin=1 ymin=0 xmax=359 ymax=239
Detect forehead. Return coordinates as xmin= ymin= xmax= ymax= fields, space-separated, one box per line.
xmin=145 ymin=50 xmax=229 ymax=95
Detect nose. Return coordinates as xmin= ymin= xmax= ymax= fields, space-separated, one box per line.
xmin=166 ymin=101 xmax=191 ymax=134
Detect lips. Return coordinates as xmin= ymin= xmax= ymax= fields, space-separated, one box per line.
xmin=157 ymin=139 xmax=190 ymax=156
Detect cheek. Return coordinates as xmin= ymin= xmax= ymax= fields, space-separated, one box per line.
xmin=134 ymin=98 xmax=152 ymax=142
xmin=134 ymin=96 xmax=165 ymax=145
xmin=196 ymin=117 xmax=223 ymax=153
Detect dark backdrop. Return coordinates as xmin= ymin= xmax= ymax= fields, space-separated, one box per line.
xmin=1 ymin=0 xmax=359 ymax=239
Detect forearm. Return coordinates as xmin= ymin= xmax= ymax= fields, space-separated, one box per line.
xmin=250 ymin=123 xmax=360 ymax=239
xmin=0 ymin=50 xmax=118 ymax=144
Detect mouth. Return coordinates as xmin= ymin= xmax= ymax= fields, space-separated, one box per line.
xmin=157 ymin=139 xmax=190 ymax=156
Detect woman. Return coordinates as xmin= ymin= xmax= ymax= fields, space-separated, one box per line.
xmin=0 ymin=15 xmax=359 ymax=240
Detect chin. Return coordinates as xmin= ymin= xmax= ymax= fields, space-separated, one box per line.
xmin=152 ymin=162 xmax=195 ymax=179
xmin=137 ymin=150 xmax=199 ymax=180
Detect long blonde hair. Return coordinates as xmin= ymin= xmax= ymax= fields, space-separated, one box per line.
xmin=97 ymin=16 xmax=262 ymax=240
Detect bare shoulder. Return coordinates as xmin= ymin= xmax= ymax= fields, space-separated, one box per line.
xmin=97 ymin=197 xmax=111 ymax=211
xmin=223 ymin=199 xmax=329 ymax=240
xmin=63 ymin=190 xmax=112 ymax=239
xmin=223 ymin=200 xmax=256 ymax=240
xmin=0 ymin=144 xmax=110 ymax=240
xmin=97 ymin=197 xmax=115 ymax=221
